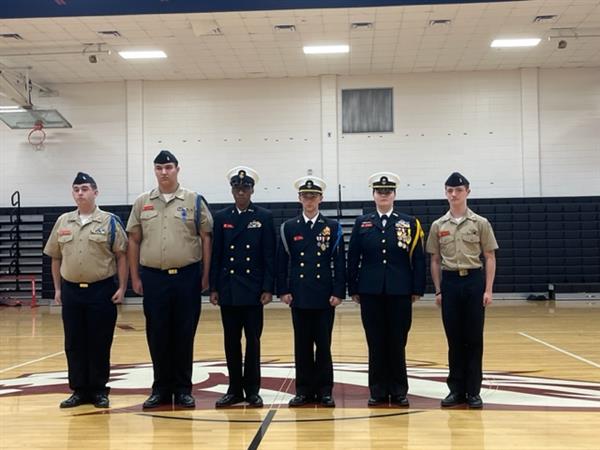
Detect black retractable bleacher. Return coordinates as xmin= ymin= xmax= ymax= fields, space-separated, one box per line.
xmin=2 ymin=195 xmax=598 ymax=300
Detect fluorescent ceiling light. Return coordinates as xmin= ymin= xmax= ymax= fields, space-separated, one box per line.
xmin=303 ymin=45 xmax=349 ymax=54
xmin=0 ymin=106 xmax=25 ymax=112
xmin=118 ymin=50 xmax=167 ymax=59
xmin=490 ymin=38 xmax=541 ymax=48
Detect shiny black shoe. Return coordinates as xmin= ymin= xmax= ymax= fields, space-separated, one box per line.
xmin=245 ymin=394 xmax=264 ymax=408
xmin=215 ymin=393 xmax=245 ymax=408
xmin=60 ymin=393 xmax=86 ymax=408
xmin=93 ymin=394 xmax=109 ymax=408
xmin=391 ymin=396 xmax=409 ymax=407
xmin=320 ymin=395 xmax=336 ymax=407
xmin=441 ymin=392 xmax=466 ymax=407
xmin=466 ymin=394 xmax=483 ymax=409
xmin=288 ymin=394 xmax=311 ymax=407
xmin=174 ymin=393 xmax=196 ymax=408
xmin=143 ymin=394 xmax=171 ymax=409
xmin=367 ymin=397 xmax=387 ymax=407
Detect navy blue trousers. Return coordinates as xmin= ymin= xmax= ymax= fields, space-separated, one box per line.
xmin=61 ymin=277 xmax=117 ymax=397
xmin=141 ymin=262 xmax=202 ymax=396
xmin=441 ymin=270 xmax=485 ymax=396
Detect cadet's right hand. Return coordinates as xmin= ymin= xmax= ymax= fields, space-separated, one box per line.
xmin=281 ymin=294 xmax=293 ymax=305
xmin=54 ymin=289 xmax=62 ymax=306
xmin=351 ymin=294 xmax=360 ymax=304
xmin=132 ymin=278 xmax=144 ymax=296
xmin=209 ymin=292 xmax=219 ymax=305
xmin=435 ymin=293 xmax=442 ymax=307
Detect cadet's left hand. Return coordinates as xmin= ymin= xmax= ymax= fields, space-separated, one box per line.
xmin=483 ymin=291 xmax=493 ymax=307
xmin=329 ymin=296 xmax=342 ymax=307
xmin=201 ymin=275 xmax=209 ymax=291
xmin=411 ymin=295 xmax=420 ymax=303
xmin=260 ymin=292 xmax=273 ymax=305
xmin=112 ymin=288 xmax=125 ymax=304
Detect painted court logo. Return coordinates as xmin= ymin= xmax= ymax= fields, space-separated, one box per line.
xmin=1 ymin=361 xmax=599 ymax=411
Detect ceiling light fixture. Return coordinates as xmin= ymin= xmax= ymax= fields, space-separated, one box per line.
xmin=491 ymin=38 xmax=541 ymax=48
xmin=303 ymin=45 xmax=349 ymax=54
xmin=118 ymin=50 xmax=167 ymax=60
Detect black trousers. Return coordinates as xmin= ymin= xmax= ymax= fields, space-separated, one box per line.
xmin=360 ymin=294 xmax=412 ymax=399
xmin=220 ymin=304 xmax=263 ymax=397
xmin=141 ymin=262 xmax=202 ymax=396
xmin=61 ymin=277 xmax=117 ymax=397
xmin=291 ymin=307 xmax=335 ymax=397
xmin=441 ymin=270 xmax=485 ymax=396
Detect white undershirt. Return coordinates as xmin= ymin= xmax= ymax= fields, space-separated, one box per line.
xmin=162 ymin=192 xmax=175 ymax=202
xmin=79 ymin=213 xmax=92 ymax=225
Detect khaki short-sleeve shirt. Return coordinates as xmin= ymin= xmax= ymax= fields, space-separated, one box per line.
xmin=126 ymin=186 xmax=213 ymax=270
xmin=426 ymin=208 xmax=498 ymax=271
xmin=43 ymin=207 xmax=128 ymax=283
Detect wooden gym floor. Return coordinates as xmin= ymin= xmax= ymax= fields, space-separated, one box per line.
xmin=1 ymin=299 xmax=599 ymax=449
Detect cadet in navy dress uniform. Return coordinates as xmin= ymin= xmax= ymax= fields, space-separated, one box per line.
xmin=44 ymin=172 xmax=128 ymax=409
xmin=276 ymin=176 xmax=346 ymax=407
xmin=347 ymin=172 xmax=426 ymax=407
xmin=127 ymin=151 xmax=213 ymax=409
xmin=426 ymin=172 xmax=498 ymax=409
xmin=209 ymin=166 xmax=275 ymax=408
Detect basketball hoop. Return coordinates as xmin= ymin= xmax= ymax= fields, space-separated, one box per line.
xmin=28 ymin=121 xmax=46 ymax=151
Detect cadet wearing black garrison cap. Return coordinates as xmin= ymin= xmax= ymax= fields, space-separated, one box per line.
xmin=44 ymin=172 xmax=128 ymax=409
xmin=426 ymin=172 xmax=498 ymax=409
xmin=127 ymin=150 xmax=213 ymax=409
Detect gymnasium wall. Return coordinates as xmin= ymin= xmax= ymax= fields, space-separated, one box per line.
xmin=1 ymin=67 xmax=599 ymax=207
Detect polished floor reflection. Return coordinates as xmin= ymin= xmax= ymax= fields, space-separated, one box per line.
xmin=1 ymin=300 xmax=599 ymax=449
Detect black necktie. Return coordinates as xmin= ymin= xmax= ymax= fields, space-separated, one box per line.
xmin=306 ymin=220 xmax=313 ymax=229
xmin=381 ymin=215 xmax=388 ymax=227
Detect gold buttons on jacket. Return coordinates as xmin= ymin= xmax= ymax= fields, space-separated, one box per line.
xmin=300 ymin=262 xmax=305 ymax=267
xmin=230 ymin=269 xmax=235 ymax=274
xmin=316 ymin=274 xmax=321 ymax=279
xmin=300 ymin=274 xmax=304 ymax=278
xmin=246 ymin=257 xmax=251 ymax=261
xmin=230 ymin=245 xmax=235 ymax=250
xmin=246 ymin=269 xmax=251 ymax=274
xmin=246 ymin=244 xmax=250 ymax=249
xmin=230 ymin=257 xmax=235 ymax=261
xmin=300 ymin=252 xmax=305 ymax=256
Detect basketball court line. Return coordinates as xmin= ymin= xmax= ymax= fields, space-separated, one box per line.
xmin=0 ymin=350 xmax=65 ymax=374
xmin=518 ymin=332 xmax=600 ymax=369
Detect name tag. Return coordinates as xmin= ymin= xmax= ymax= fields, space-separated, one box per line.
xmin=223 ymin=223 xmax=234 ymax=229
xmin=293 ymin=235 xmax=304 ymax=241
xmin=58 ymin=229 xmax=72 ymax=236
xmin=143 ymin=204 xmax=154 ymax=211
xmin=361 ymin=221 xmax=373 ymax=228
xmin=439 ymin=230 xmax=450 ymax=237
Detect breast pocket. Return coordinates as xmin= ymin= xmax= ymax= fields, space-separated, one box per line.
xmin=89 ymin=233 xmax=108 ymax=244
xmin=461 ymin=232 xmax=481 ymax=257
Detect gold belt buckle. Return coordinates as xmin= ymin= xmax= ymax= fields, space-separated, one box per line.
xmin=79 ymin=283 xmax=89 ymax=288
xmin=168 ymin=269 xmax=178 ymax=275
xmin=458 ymin=269 xmax=468 ymax=277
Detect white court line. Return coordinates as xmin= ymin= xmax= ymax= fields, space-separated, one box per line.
xmin=0 ymin=350 xmax=64 ymax=374
xmin=519 ymin=332 xmax=600 ymax=369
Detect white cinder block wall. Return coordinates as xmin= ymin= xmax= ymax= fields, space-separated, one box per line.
xmin=0 ymin=68 xmax=598 ymax=207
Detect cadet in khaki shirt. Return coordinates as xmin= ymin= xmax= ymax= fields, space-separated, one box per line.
xmin=44 ymin=172 xmax=128 ymax=409
xmin=127 ymin=150 xmax=213 ymax=409
xmin=426 ymin=172 xmax=498 ymax=409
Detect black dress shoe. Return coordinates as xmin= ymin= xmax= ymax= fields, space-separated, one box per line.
xmin=143 ymin=394 xmax=171 ymax=409
xmin=391 ymin=396 xmax=409 ymax=407
xmin=288 ymin=394 xmax=311 ymax=407
xmin=441 ymin=392 xmax=466 ymax=407
xmin=60 ymin=393 xmax=86 ymax=408
xmin=93 ymin=394 xmax=109 ymax=408
xmin=174 ymin=393 xmax=196 ymax=408
xmin=215 ymin=393 xmax=245 ymax=408
xmin=320 ymin=395 xmax=335 ymax=407
xmin=466 ymin=394 xmax=483 ymax=409
xmin=367 ymin=397 xmax=387 ymax=407
xmin=245 ymin=394 xmax=264 ymax=408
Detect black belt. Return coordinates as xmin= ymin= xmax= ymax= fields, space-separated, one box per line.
xmin=141 ymin=261 xmax=201 ymax=275
xmin=442 ymin=268 xmax=482 ymax=278
xmin=62 ymin=276 xmax=114 ymax=289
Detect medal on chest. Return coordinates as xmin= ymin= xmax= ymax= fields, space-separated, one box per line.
xmin=316 ymin=226 xmax=331 ymax=251
xmin=395 ymin=220 xmax=412 ymax=250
